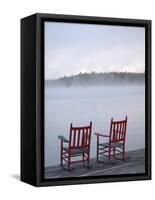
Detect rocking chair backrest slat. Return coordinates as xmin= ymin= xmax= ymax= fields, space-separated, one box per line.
xmin=116 ymin=122 xmax=119 ymax=140
xmin=69 ymin=122 xmax=92 ymax=148
xmin=82 ymin=128 xmax=85 ymax=146
xmin=118 ymin=122 xmax=122 ymax=140
xmin=109 ymin=116 xmax=127 ymax=143
xmin=77 ymin=129 xmax=80 ymax=146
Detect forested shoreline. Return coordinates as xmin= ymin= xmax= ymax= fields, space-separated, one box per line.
xmin=45 ymin=72 xmax=145 ymax=87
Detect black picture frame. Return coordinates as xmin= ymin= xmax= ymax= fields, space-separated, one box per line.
xmin=21 ymin=13 xmax=151 ymax=187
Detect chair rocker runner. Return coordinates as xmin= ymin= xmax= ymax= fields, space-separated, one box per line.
xmin=95 ymin=116 xmax=127 ymax=161
xmin=58 ymin=122 xmax=92 ymax=171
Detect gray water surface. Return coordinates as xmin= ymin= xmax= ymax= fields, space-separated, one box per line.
xmin=45 ymin=86 xmax=145 ymax=167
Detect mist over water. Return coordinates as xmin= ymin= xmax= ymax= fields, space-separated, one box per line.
xmin=45 ymin=85 xmax=145 ymax=167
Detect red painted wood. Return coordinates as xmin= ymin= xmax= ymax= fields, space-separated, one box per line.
xmin=77 ymin=129 xmax=80 ymax=147
xmin=85 ymin=128 xmax=88 ymax=146
xmin=119 ymin=122 xmax=122 ymax=140
xmin=116 ymin=122 xmax=119 ymax=141
xmin=73 ymin=129 xmax=76 ymax=147
xmin=59 ymin=122 xmax=92 ymax=170
xmin=95 ymin=116 xmax=127 ymax=161
xmin=82 ymin=128 xmax=85 ymax=147
xmin=60 ymin=141 xmax=63 ymax=166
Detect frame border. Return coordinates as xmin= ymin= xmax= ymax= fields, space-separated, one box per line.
xmin=21 ymin=13 xmax=151 ymax=187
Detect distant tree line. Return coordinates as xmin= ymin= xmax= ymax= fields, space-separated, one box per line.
xmin=45 ymin=72 xmax=145 ymax=87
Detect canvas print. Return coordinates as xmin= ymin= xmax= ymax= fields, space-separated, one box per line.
xmin=44 ymin=21 xmax=145 ymax=179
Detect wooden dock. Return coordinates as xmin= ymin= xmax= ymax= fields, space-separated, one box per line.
xmin=45 ymin=149 xmax=145 ymax=179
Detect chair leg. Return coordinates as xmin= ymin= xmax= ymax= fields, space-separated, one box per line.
xmin=97 ymin=136 xmax=99 ymax=161
xmin=68 ymin=161 xmax=71 ymax=171
xmin=113 ymin=148 xmax=115 ymax=158
xmin=87 ymin=153 xmax=90 ymax=168
xmin=60 ymin=142 xmax=63 ymax=166
xmin=83 ymin=153 xmax=85 ymax=164
xmin=68 ymin=153 xmax=71 ymax=171
xmin=108 ymin=148 xmax=111 ymax=160
xmin=60 ymin=154 xmax=62 ymax=166
xmin=122 ymin=145 xmax=125 ymax=160
xmin=97 ymin=146 xmax=99 ymax=161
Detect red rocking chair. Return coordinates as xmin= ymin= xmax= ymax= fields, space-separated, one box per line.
xmin=95 ymin=116 xmax=127 ymax=161
xmin=58 ymin=122 xmax=92 ymax=171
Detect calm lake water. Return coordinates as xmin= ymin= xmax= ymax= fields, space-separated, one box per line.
xmin=45 ymin=86 xmax=145 ymax=167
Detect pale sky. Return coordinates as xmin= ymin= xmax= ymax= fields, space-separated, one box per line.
xmin=45 ymin=21 xmax=145 ymax=80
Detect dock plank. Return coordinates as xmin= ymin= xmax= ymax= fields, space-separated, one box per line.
xmin=45 ymin=149 xmax=145 ymax=179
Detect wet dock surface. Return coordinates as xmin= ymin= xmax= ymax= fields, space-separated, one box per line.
xmin=45 ymin=149 xmax=145 ymax=179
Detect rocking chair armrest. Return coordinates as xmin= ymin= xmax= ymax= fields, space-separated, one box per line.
xmin=58 ymin=135 xmax=69 ymax=143
xmin=94 ymin=133 xmax=110 ymax=137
